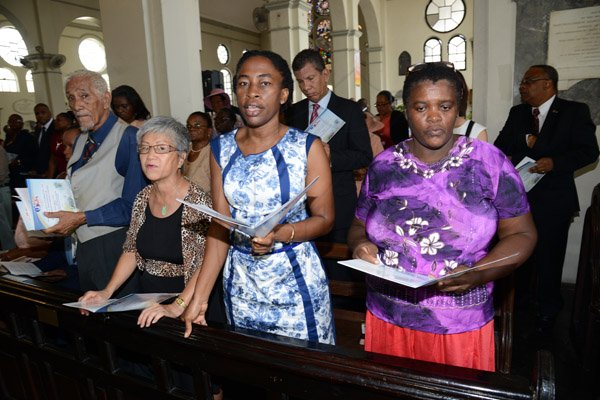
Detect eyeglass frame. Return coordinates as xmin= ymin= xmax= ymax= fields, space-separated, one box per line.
xmin=186 ymin=123 xmax=209 ymax=130
xmin=138 ymin=144 xmax=180 ymax=154
xmin=407 ymin=61 xmax=455 ymax=74
xmin=519 ymin=77 xmax=550 ymax=86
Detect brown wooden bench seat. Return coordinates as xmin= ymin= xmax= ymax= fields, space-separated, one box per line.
xmin=0 ymin=274 xmax=554 ymax=399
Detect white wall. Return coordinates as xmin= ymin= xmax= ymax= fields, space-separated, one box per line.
xmin=381 ymin=0 xmax=474 ymax=103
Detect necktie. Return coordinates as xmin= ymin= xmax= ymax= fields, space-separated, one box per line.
xmin=527 ymin=108 xmax=540 ymax=148
xmin=310 ymin=103 xmax=320 ymax=124
xmin=81 ymin=136 xmax=98 ymax=164
xmin=532 ymin=107 xmax=540 ymax=134
xmin=39 ymin=127 xmax=45 ymax=146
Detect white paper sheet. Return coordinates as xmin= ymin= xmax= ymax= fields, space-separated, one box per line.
xmin=179 ymin=176 xmax=318 ymax=238
xmin=63 ymin=293 xmax=177 ymax=313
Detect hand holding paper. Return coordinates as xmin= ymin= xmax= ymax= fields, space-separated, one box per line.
xmin=179 ymin=177 xmax=319 ymax=238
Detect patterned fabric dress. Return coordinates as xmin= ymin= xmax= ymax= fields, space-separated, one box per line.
xmin=357 ymin=136 xmax=530 ymax=335
xmin=210 ymin=127 xmax=335 ymax=344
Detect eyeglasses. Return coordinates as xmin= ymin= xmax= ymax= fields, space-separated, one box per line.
xmin=186 ymin=123 xmax=209 ymax=130
xmin=519 ymin=77 xmax=550 ymax=86
xmin=138 ymin=144 xmax=179 ymax=154
xmin=407 ymin=61 xmax=455 ymax=73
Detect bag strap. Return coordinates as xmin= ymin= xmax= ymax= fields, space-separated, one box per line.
xmin=465 ymin=120 xmax=475 ymax=138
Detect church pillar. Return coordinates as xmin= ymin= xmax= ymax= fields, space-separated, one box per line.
xmin=99 ymin=0 xmax=204 ymax=121
xmin=20 ymin=48 xmax=66 ymax=112
xmin=366 ymin=46 xmax=383 ymax=106
xmin=330 ymin=0 xmax=361 ymax=99
xmin=265 ymin=0 xmax=310 ymax=102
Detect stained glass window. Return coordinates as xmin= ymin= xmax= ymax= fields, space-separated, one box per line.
xmin=308 ymin=0 xmax=332 ymax=69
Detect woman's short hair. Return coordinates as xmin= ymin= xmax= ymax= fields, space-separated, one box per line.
xmin=137 ymin=116 xmax=190 ymax=154
xmin=233 ymin=50 xmax=294 ymax=112
xmin=187 ymin=111 xmax=213 ymax=129
xmin=402 ymin=63 xmax=463 ymax=108
xmin=111 ymin=85 xmax=151 ymax=121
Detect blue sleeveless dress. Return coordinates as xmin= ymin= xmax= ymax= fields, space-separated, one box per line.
xmin=210 ymin=128 xmax=335 ymax=344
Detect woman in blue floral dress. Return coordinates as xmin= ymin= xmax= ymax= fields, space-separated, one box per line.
xmin=182 ymin=50 xmax=336 ymax=344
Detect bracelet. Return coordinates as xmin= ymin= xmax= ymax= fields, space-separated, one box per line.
xmin=287 ymin=223 xmax=295 ymax=243
xmin=175 ymin=296 xmax=186 ymax=309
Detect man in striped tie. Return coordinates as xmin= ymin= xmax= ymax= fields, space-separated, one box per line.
xmin=44 ymin=70 xmax=147 ymax=295
xmin=288 ymin=49 xmax=372 ymax=281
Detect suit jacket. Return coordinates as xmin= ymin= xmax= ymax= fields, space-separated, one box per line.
xmin=494 ymin=97 xmax=599 ymax=215
xmin=288 ymin=92 xmax=372 ymax=242
xmin=35 ymin=120 xmax=55 ymax=174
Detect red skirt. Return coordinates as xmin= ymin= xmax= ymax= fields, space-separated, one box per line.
xmin=365 ymin=310 xmax=495 ymax=371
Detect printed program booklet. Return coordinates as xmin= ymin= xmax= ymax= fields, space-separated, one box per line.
xmin=338 ymin=254 xmax=518 ymax=289
xmin=15 ymin=179 xmax=78 ymax=232
xmin=0 ymin=260 xmax=43 ymax=276
xmin=179 ymin=176 xmax=318 ymax=238
xmin=305 ymin=109 xmax=346 ymax=143
xmin=515 ymin=156 xmax=545 ymax=192
xmin=63 ymin=293 xmax=177 ymax=313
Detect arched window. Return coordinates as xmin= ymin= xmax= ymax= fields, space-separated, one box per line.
xmin=0 ymin=26 xmax=28 ymax=67
xmin=25 ymin=70 xmax=34 ymax=92
xmin=0 ymin=67 xmax=19 ymax=92
xmin=424 ymin=37 xmax=442 ymax=63
xmin=448 ymin=35 xmax=466 ymax=70
xmin=220 ymin=68 xmax=233 ymax=102
xmin=217 ymin=44 xmax=229 ymax=65
xmin=78 ymin=37 xmax=106 ymax=72
xmin=308 ymin=0 xmax=332 ymax=69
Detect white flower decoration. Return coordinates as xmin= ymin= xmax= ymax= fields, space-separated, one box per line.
xmin=406 ymin=217 xmax=429 ymax=236
xmin=423 ymin=169 xmax=435 ymax=179
xmin=399 ymin=158 xmax=414 ymax=169
xmin=420 ymin=232 xmax=444 ymax=255
xmin=395 ymin=225 xmax=405 ymax=236
xmin=382 ymin=249 xmax=399 ymax=266
xmin=449 ymin=156 xmax=462 ymax=167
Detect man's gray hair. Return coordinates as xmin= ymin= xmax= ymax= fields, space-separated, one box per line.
xmin=137 ymin=116 xmax=190 ymax=154
xmin=65 ymin=69 xmax=109 ymax=95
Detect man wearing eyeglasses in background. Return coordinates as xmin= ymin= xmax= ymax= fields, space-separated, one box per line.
xmin=494 ymin=64 xmax=599 ymax=340
xmin=44 ymin=70 xmax=147 ymax=294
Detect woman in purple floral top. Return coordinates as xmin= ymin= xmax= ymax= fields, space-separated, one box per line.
xmin=348 ymin=63 xmax=537 ymax=371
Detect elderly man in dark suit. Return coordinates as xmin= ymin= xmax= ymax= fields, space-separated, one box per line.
xmin=494 ymin=64 xmax=599 ymax=335
xmin=288 ymin=49 xmax=372 ymax=278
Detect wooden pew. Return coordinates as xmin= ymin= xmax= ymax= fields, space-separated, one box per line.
xmin=315 ymin=241 xmax=516 ymax=374
xmin=0 ymin=274 xmax=554 ymax=399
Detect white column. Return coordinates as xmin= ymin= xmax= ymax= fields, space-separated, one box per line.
xmin=266 ymin=0 xmax=311 ymax=102
xmin=366 ymin=46 xmax=384 ymax=108
xmin=331 ymin=28 xmax=361 ymax=99
xmin=99 ymin=0 xmax=204 ymax=122
xmin=330 ymin=0 xmax=361 ymax=99
xmin=471 ymin=0 xmax=517 ymax=143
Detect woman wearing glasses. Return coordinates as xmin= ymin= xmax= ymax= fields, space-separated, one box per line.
xmin=374 ymin=90 xmax=409 ymax=148
xmin=348 ymin=63 xmax=537 ymax=371
xmin=184 ymin=112 xmax=212 ymax=194
xmin=78 ymin=116 xmax=223 ymax=327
